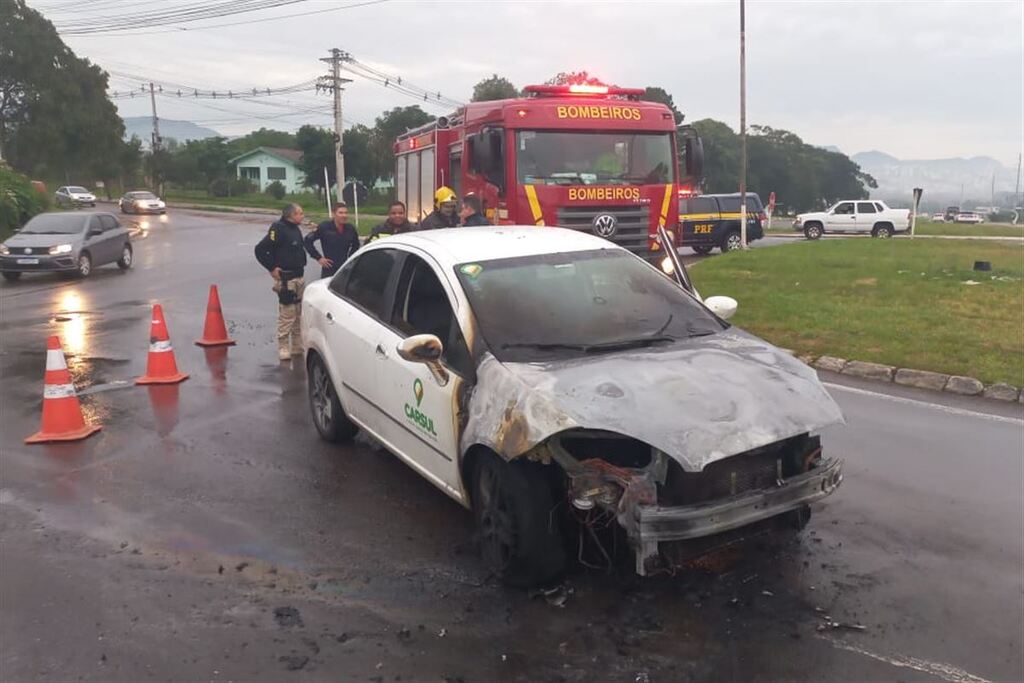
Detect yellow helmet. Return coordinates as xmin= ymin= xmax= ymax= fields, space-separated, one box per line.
xmin=434 ymin=186 xmax=457 ymax=211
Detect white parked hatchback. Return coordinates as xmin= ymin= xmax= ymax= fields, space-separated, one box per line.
xmin=301 ymin=227 xmax=844 ymax=585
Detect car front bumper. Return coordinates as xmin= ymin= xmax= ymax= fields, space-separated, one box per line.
xmin=132 ymin=205 xmax=166 ymax=214
xmin=0 ymin=254 xmax=78 ymax=272
xmin=630 ymin=457 xmax=843 ymax=574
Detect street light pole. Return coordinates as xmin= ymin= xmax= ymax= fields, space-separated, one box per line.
xmin=739 ymin=0 xmax=748 ymax=249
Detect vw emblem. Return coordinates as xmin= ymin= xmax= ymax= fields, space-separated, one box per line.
xmin=24 ymin=248 xmax=32 ymax=254
xmin=592 ymin=213 xmax=618 ymax=238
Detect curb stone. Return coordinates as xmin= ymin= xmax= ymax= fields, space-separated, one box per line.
xmin=814 ymin=356 xmax=847 ymax=373
xmin=842 ymin=361 xmax=895 ymax=382
xmin=942 ymin=376 xmax=985 ymax=396
xmin=982 ymin=383 xmax=1020 ymax=402
xmin=894 ymin=368 xmax=949 ymax=392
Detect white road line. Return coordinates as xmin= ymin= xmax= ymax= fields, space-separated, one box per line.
xmin=824 ymin=382 xmax=1024 ymax=425
xmin=819 ymin=636 xmax=992 ymax=683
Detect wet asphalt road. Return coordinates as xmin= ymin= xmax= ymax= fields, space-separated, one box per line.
xmin=1 ymin=209 xmax=1022 ymax=683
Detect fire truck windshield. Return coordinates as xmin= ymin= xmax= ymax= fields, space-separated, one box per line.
xmin=516 ymin=131 xmax=674 ymax=186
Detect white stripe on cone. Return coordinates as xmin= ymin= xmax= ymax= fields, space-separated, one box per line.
xmin=43 ymin=384 xmax=77 ymax=399
xmin=149 ymin=340 xmax=173 ymax=352
xmin=45 ymin=349 xmax=68 ymax=371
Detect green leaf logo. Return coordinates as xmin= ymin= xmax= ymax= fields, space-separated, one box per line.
xmin=413 ymin=378 xmax=424 ymax=407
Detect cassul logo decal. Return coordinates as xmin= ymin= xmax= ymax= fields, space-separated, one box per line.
xmin=404 ymin=378 xmax=438 ymax=438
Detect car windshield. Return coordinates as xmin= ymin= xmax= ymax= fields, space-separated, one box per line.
xmin=129 ymin=192 xmax=157 ymax=199
xmin=67 ymin=186 xmax=89 ymax=193
xmin=455 ymin=249 xmax=726 ymax=362
xmin=19 ymin=213 xmax=86 ymax=234
xmin=516 ymin=131 xmax=674 ymax=186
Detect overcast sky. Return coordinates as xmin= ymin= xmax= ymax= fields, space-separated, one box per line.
xmin=37 ymin=0 xmax=1024 ymax=166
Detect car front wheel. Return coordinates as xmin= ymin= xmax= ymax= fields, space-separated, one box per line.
xmin=76 ymin=252 xmax=92 ymax=278
xmin=804 ymin=223 xmax=823 ymax=240
xmin=692 ymin=244 xmax=714 ymax=255
xmin=471 ymin=452 xmax=566 ymax=587
xmin=307 ymin=353 xmax=358 ymax=442
xmin=1 ymin=271 xmax=22 ymax=282
xmin=117 ymin=243 xmax=133 ymax=269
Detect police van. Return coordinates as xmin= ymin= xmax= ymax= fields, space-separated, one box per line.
xmin=678 ymin=193 xmax=766 ymax=254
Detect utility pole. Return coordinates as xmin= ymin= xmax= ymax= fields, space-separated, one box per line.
xmin=738 ymin=0 xmax=748 ymax=248
xmin=320 ymin=49 xmax=352 ymax=204
xmin=149 ymin=82 xmax=163 ymax=194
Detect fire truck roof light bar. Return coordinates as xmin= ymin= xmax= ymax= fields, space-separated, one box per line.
xmin=523 ymin=84 xmax=646 ymax=98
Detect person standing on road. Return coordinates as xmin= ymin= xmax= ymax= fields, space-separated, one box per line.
xmin=418 ymin=187 xmax=460 ymax=230
xmin=303 ymin=202 xmax=360 ymax=279
xmin=254 ymin=203 xmax=308 ymax=361
xmin=459 ymin=194 xmax=491 ymax=226
xmin=368 ymin=200 xmax=417 ymax=242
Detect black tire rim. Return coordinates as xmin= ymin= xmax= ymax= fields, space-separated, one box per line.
xmin=121 ymin=246 xmax=132 ymax=265
xmin=78 ymin=255 xmax=91 ymax=276
xmin=477 ymin=463 xmax=515 ymax=572
xmin=726 ymin=233 xmax=742 ymax=251
xmin=310 ymin=361 xmax=333 ymax=433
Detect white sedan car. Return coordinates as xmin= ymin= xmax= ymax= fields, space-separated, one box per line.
xmin=118 ymin=190 xmax=166 ymax=214
xmin=301 ymin=227 xmax=844 ymax=586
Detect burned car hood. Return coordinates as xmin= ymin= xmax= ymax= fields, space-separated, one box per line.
xmin=462 ymin=330 xmax=844 ymax=472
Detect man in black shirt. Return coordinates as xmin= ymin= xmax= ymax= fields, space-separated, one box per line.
xmin=368 ymin=200 xmax=417 ymax=242
xmin=254 ymin=203 xmax=308 ymax=361
xmin=304 ymin=202 xmax=360 ymax=278
xmin=459 ymin=194 xmax=491 ymax=226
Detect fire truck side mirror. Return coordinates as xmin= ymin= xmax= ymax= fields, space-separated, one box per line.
xmin=683 ymin=134 xmax=704 ymax=183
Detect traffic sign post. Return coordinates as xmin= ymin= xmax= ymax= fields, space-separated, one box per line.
xmin=767 ymin=191 xmax=776 ymax=232
xmin=911 ymin=187 xmax=924 ymax=238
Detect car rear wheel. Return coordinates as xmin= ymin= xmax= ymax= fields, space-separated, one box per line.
xmin=872 ymin=224 xmax=893 ymax=239
xmin=307 ymin=353 xmax=358 ymax=442
xmin=471 ymin=451 xmax=566 ymax=587
xmin=692 ymin=244 xmax=714 ymax=255
xmin=721 ymin=231 xmax=743 ymax=252
xmin=117 ymin=243 xmax=133 ymax=269
xmin=1 ymin=271 xmax=22 ymax=282
xmin=76 ymin=252 xmax=92 ymax=278
xmin=804 ymin=223 xmax=823 ymax=240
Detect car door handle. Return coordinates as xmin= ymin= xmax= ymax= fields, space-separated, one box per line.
xmin=375 ymin=344 xmax=388 ymax=359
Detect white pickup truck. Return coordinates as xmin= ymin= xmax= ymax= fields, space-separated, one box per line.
xmin=794 ymin=200 xmax=911 ymax=240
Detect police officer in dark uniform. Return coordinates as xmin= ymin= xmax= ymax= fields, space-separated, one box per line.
xmin=254 ymin=203 xmax=308 ymax=361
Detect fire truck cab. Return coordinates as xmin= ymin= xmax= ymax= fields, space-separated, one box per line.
xmin=394 ymin=83 xmax=699 ymax=259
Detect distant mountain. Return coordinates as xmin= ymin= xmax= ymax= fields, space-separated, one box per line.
xmin=122 ymin=117 xmax=220 ymax=147
xmin=851 ymin=151 xmax=1016 ymax=205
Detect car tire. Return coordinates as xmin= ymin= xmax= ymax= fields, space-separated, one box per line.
xmin=1 ymin=271 xmax=22 ymax=282
xmin=872 ymin=224 xmax=893 ymax=239
xmin=471 ymin=451 xmax=566 ymax=587
xmin=75 ymin=252 xmax=92 ymax=278
xmin=307 ymin=353 xmax=358 ymax=443
xmin=692 ymin=245 xmax=714 ymax=255
xmin=117 ymin=243 xmax=133 ymax=270
xmin=721 ymin=231 xmax=743 ymax=252
xmin=804 ymin=223 xmax=823 ymax=240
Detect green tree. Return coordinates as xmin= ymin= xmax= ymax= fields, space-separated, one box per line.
xmin=295 ymin=125 xmax=336 ymax=194
xmin=368 ymin=106 xmax=434 ymax=182
xmin=1 ymin=0 xmax=128 ymax=182
xmin=642 ymin=87 xmax=684 ymax=125
xmin=472 ymin=75 xmax=519 ymax=102
xmin=0 ymin=164 xmax=47 ymax=238
xmin=691 ymin=119 xmax=740 ymax=193
xmin=544 ymin=71 xmax=606 ymax=86
xmin=342 ymin=124 xmax=376 ymax=188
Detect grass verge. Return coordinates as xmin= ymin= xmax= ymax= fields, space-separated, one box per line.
xmin=688 ymin=238 xmax=1024 ymax=385
xmin=914 ymin=220 xmax=1024 ymax=238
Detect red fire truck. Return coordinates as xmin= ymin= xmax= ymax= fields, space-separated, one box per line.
xmin=393 ymin=83 xmax=704 ymax=259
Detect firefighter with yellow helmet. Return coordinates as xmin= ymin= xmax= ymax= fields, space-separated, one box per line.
xmin=418 ymin=186 xmax=460 ymax=230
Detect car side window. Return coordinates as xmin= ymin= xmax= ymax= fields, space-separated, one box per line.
xmin=834 ymin=202 xmax=854 ymax=215
xmin=100 ymin=215 xmax=119 ymax=230
xmin=856 ymin=202 xmax=876 ymax=214
xmin=873 ymin=202 xmax=885 ymax=212
xmin=341 ymin=248 xmax=398 ymax=320
xmin=87 ymin=216 xmax=104 ymax=234
xmin=390 ymin=255 xmax=473 ymax=377
xmin=688 ymin=197 xmax=717 ymax=214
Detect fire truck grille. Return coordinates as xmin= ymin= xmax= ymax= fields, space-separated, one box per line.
xmin=556 ymin=205 xmax=651 ymax=254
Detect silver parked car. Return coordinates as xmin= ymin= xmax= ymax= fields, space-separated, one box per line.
xmin=119 ymin=190 xmax=166 ymax=214
xmin=54 ymin=185 xmax=97 ymax=208
xmin=0 ymin=212 xmax=133 ymax=281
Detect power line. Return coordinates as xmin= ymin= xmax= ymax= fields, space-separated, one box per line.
xmin=54 ymin=0 xmax=312 ymax=35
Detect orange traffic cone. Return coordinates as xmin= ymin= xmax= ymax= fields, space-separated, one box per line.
xmin=25 ymin=336 xmax=102 ymax=444
xmin=136 ymin=303 xmax=189 ymax=385
xmin=195 ymin=284 xmax=236 ymax=347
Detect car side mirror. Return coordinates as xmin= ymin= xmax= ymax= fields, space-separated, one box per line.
xmin=396 ymin=334 xmax=449 ymax=386
xmin=704 ymin=295 xmax=738 ymax=320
